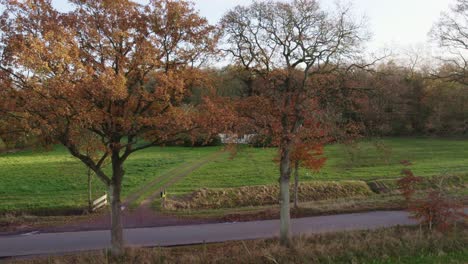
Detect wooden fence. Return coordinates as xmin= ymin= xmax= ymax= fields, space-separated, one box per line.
xmin=92 ymin=193 xmax=108 ymax=212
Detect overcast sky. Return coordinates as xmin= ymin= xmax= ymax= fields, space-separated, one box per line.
xmin=53 ymin=0 xmax=455 ymax=54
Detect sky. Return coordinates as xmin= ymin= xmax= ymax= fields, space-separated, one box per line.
xmin=53 ymin=0 xmax=456 ymax=54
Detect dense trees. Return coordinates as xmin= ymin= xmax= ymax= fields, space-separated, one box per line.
xmin=353 ymin=62 xmax=468 ymax=137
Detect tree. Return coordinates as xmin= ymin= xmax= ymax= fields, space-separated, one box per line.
xmin=431 ymin=0 xmax=468 ymax=84
xmin=0 ymin=0 xmax=219 ymax=256
xmin=221 ymin=0 xmax=367 ymax=245
xmin=290 ymin=141 xmax=327 ymax=209
xmin=357 ymin=62 xmax=432 ymax=136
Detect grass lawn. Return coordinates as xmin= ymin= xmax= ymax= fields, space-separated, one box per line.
xmin=0 ymin=145 xmax=220 ymax=214
xmin=170 ymin=137 xmax=468 ymax=194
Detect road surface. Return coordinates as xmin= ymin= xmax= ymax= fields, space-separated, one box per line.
xmin=0 ymin=210 xmax=417 ymax=258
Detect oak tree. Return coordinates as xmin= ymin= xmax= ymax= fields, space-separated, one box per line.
xmin=0 ymin=0 xmax=219 ymax=256
xmin=221 ymin=0 xmax=367 ymax=245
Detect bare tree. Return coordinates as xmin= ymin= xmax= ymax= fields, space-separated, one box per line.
xmin=221 ymin=0 xmax=368 ymax=245
xmin=431 ymin=0 xmax=468 ymax=84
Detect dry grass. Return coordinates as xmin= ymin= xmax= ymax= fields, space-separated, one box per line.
xmin=0 ymin=212 xmax=107 ymax=233
xmin=8 ymin=226 xmax=467 ymax=264
xmin=160 ymin=188 xmax=467 ymax=223
xmin=165 ymin=181 xmax=373 ymax=210
xmin=367 ymin=174 xmax=466 ymax=194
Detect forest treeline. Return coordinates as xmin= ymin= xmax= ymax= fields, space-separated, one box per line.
xmin=185 ymin=62 xmax=467 ymax=138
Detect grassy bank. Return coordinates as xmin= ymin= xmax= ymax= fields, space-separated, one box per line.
xmin=7 ymin=226 xmax=467 ymax=264
xmin=165 ymin=181 xmax=373 ymax=210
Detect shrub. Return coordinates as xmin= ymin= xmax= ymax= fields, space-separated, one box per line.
xmin=249 ymin=134 xmax=275 ymax=148
xmin=397 ymin=166 xmax=467 ymax=232
xmin=183 ymin=134 xmax=223 ymax=147
xmin=397 ymin=168 xmax=423 ymax=201
xmin=0 ymin=139 xmax=6 ymax=152
xmin=165 ymin=133 xmax=223 ymax=147
xmin=409 ymin=190 xmax=466 ymax=232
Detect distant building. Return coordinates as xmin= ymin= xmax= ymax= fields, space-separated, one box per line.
xmin=218 ymin=134 xmax=256 ymax=144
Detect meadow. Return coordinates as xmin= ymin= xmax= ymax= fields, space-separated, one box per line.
xmin=1 ymin=137 xmax=468 ymax=214
xmin=0 ymin=146 xmax=220 ymax=214
xmin=169 ymin=138 xmax=468 ymax=194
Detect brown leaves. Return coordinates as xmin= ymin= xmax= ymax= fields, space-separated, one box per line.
xmin=397 ymin=165 xmax=466 ymax=232
xmin=0 ymin=0 xmax=220 ymax=171
xmin=291 ymin=143 xmax=327 ymax=172
xmin=409 ymin=190 xmax=466 ymax=232
xmin=397 ymin=167 xmax=424 ymax=201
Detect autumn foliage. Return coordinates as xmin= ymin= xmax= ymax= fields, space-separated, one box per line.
xmin=290 ymin=143 xmax=327 ymax=172
xmin=0 ymin=0 xmax=224 ymax=256
xmin=397 ymin=164 xmax=423 ymax=202
xmin=397 ymin=162 xmax=466 ymax=232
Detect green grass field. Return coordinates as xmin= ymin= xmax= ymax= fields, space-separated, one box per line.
xmin=0 ymin=145 xmax=220 ymax=213
xmin=1 ymin=137 xmax=468 ymax=214
xmin=170 ymin=138 xmax=468 ymax=194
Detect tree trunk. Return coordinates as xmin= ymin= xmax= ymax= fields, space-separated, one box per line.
xmin=109 ymin=183 xmax=124 ymax=256
xmin=279 ymin=146 xmax=292 ymax=246
xmin=279 ymin=176 xmax=291 ymax=245
xmin=88 ymin=168 xmax=92 ymax=212
xmin=109 ymin=151 xmax=124 ymax=256
xmin=293 ymin=161 xmax=299 ymax=209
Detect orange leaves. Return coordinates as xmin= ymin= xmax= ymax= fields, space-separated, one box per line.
xmin=0 ymin=0 xmax=220 ymax=158
xmin=148 ymin=0 xmax=218 ymax=68
xmin=150 ymin=71 xmax=186 ymax=102
xmin=291 ymin=143 xmax=327 ymax=172
xmin=98 ymin=70 xmax=128 ymax=101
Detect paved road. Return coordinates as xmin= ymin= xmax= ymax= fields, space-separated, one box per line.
xmin=0 ymin=210 xmax=417 ymax=258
